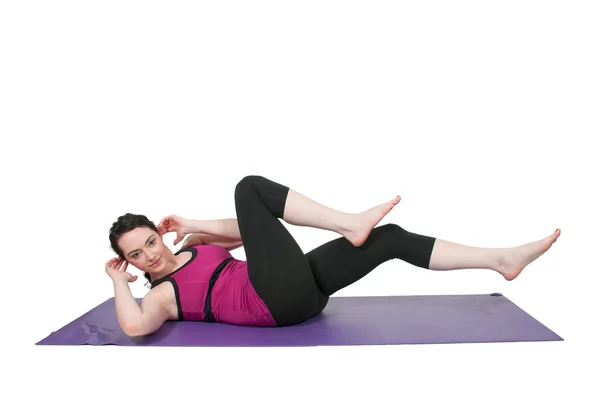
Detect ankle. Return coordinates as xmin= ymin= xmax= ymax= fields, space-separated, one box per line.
xmin=491 ymin=249 xmax=511 ymax=272
xmin=339 ymin=213 xmax=359 ymax=234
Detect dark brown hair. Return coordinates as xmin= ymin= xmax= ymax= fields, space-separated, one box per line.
xmin=109 ymin=213 xmax=156 ymax=286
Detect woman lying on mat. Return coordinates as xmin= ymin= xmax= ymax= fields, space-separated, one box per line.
xmin=106 ymin=175 xmax=561 ymax=337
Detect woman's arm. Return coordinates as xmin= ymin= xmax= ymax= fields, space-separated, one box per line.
xmin=112 ymin=279 xmax=170 ymax=337
xmin=181 ymin=218 xmax=244 ymax=250
xmin=182 ymin=232 xmax=244 ymax=251
xmin=184 ymin=218 xmax=241 ymax=240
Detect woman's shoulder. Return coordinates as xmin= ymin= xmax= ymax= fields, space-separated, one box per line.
xmin=147 ymin=282 xmax=179 ymax=319
xmin=149 ymin=281 xmax=175 ymax=300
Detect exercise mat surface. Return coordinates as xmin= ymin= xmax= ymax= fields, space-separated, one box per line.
xmin=36 ymin=293 xmax=562 ymax=346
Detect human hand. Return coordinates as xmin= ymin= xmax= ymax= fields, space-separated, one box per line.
xmin=157 ymin=214 xmax=189 ymax=245
xmin=105 ymin=257 xmax=138 ymax=284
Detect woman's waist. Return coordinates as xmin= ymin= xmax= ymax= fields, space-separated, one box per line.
xmin=211 ymin=261 xmax=269 ymax=314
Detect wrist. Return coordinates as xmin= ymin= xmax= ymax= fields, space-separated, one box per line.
xmin=183 ymin=219 xmax=196 ymax=234
xmin=112 ymin=276 xmax=129 ymax=286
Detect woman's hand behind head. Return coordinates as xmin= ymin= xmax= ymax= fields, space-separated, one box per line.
xmin=157 ymin=214 xmax=189 ymax=245
xmin=105 ymin=257 xmax=138 ymax=284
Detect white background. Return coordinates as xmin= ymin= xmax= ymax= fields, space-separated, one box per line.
xmin=2 ymin=1 xmax=598 ymax=397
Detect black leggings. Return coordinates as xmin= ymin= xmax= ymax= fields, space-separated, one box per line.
xmin=234 ymin=175 xmax=437 ymax=326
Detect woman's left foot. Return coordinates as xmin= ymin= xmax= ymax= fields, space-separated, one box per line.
xmin=497 ymin=229 xmax=561 ymax=280
xmin=343 ymin=196 xmax=401 ymax=247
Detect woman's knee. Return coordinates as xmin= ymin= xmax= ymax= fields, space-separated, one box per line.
xmin=235 ymin=175 xmax=263 ymax=199
xmin=378 ymin=222 xmax=408 ymax=237
xmin=237 ymin=175 xmax=264 ymax=189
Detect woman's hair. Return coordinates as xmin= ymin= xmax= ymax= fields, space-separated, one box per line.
xmin=109 ymin=213 xmax=156 ymax=287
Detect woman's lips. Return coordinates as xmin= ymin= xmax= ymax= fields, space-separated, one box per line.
xmin=150 ymin=258 xmax=161 ymax=267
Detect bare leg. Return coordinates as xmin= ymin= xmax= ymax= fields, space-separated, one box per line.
xmin=282 ymin=189 xmax=402 ymax=247
xmin=280 ymin=182 xmax=561 ymax=281
xmin=429 ymin=229 xmax=561 ymax=280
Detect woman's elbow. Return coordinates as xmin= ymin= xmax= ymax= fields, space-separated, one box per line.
xmin=122 ymin=322 xmax=146 ymax=338
xmin=122 ymin=319 xmax=164 ymax=337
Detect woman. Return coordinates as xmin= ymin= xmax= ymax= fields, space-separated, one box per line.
xmin=106 ymin=175 xmax=561 ymax=337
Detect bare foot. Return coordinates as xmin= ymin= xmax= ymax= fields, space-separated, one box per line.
xmin=343 ymin=196 xmax=402 ymax=247
xmin=497 ymin=229 xmax=561 ymax=281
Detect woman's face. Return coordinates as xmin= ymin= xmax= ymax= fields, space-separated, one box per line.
xmin=118 ymin=227 xmax=170 ymax=273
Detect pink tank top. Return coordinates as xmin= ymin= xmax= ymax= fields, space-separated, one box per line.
xmin=150 ymin=244 xmax=277 ymax=327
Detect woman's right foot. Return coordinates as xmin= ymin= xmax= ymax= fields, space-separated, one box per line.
xmin=497 ymin=229 xmax=561 ymax=281
xmin=343 ymin=196 xmax=401 ymax=247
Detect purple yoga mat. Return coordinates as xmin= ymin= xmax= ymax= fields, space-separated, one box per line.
xmin=36 ymin=293 xmax=562 ymax=346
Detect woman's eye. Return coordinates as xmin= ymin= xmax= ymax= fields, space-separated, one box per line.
xmin=131 ymin=240 xmax=154 ymax=260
